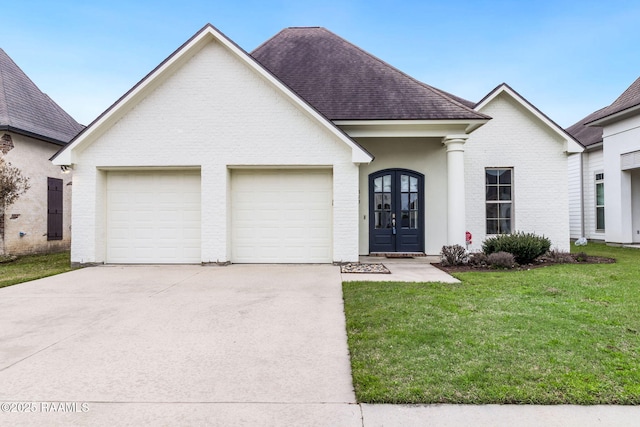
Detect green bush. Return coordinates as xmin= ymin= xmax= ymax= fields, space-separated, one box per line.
xmin=482 ymin=232 xmax=551 ymax=264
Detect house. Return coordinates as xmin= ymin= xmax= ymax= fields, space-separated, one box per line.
xmin=0 ymin=48 xmax=84 ymax=256
xmin=567 ymin=76 xmax=640 ymax=245
xmin=52 ymin=24 xmax=581 ymax=265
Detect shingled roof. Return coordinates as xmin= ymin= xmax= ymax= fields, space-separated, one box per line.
xmin=251 ymin=27 xmax=488 ymax=121
xmin=588 ymin=76 xmax=640 ymax=124
xmin=566 ymin=108 xmax=604 ymax=147
xmin=0 ymin=48 xmax=83 ymax=145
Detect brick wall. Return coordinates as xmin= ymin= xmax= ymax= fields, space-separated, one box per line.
xmin=466 ymin=93 xmax=571 ymax=252
xmin=70 ymin=38 xmax=360 ymax=264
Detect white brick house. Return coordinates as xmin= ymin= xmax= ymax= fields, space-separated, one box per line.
xmin=53 ymin=24 xmax=581 ymax=265
xmin=567 ymin=77 xmax=640 ymax=245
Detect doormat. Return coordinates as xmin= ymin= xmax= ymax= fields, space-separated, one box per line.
xmin=340 ymin=263 xmax=390 ymax=274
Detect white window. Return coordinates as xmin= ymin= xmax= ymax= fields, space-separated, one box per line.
xmin=486 ymin=168 xmax=513 ymax=234
xmin=595 ymin=172 xmax=605 ymax=232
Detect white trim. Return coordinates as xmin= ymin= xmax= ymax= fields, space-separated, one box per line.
xmin=475 ymin=84 xmax=584 ymax=154
xmin=588 ymin=103 xmax=640 ymax=126
xmin=53 ymin=25 xmax=373 ymax=166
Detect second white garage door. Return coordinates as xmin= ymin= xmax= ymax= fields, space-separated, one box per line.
xmin=231 ymin=169 xmax=333 ymax=263
xmin=106 ymin=170 xmax=201 ymax=264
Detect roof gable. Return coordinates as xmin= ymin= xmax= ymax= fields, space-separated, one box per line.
xmin=587 ymin=76 xmax=640 ymax=125
xmin=251 ymin=27 xmax=488 ymax=121
xmin=0 ymin=48 xmax=83 ymax=145
xmin=53 ymin=24 xmax=373 ymax=165
xmin=475 ymin=83 xmax=583 ymax=153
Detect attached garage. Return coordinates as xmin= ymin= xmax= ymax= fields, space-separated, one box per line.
xmin=231 ymin=169 xmax=333 ymax=263
xmin=106 ymin=170 xmax=201 ymax=263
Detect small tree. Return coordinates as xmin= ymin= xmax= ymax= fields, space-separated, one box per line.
xmin=0 ymin=157 xmax=30 ymax=210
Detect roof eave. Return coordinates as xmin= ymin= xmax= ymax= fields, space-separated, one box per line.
xmin=586 ymin=103 xmax=640 ymax=127
xmin=0 ymin=125 xmax=68 ymax=146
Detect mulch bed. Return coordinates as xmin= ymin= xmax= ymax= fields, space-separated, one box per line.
xmin=434 ymin=255 xmax=615 ymax=274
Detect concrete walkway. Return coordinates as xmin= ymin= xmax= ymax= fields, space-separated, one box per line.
xmin=1 ymin=265 xmax=638 ymax=426
xmin=341 ymin=255 xmax=460 ymax=283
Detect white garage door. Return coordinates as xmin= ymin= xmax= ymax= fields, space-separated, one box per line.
xmin=231 ymin=169 xmax=333 ymax=263
xmin=106 ymin=170 xmax=201 ymax=263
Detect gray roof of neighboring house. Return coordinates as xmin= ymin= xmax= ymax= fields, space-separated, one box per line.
xmin=0 ymin=48 xmax=83 ymax=145
xmin=251 ymin=27 xmax=488 ymax=121
xmin=566 ymin=108 xmax=604 ymax=148
xmin=588 ymin=76 xmax=640 ymax=124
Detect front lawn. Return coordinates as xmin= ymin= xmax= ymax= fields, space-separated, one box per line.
xmin=343 ymin=243 xmax=640 ymax=404
xmin=0 ymin=251 xmax=73 ymax=289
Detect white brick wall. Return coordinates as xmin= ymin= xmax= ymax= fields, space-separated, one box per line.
xmin=71 ymin=38 xmax=360 ymax=263
xmin=466 ymin=93 xmax=572 ymax=252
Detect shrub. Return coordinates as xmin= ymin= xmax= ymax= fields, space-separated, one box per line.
xmin=440 ymin=245 xmax=469 ymax=266
xmin=482 ymin=232 xmax=551 ymax=264
xmin=546 ymin=249 xmax=575 ymax=264
xmin=468 ymin=252 xmax=488 ymax=267
xmin=487 ymin=251 xmax=516 ymax=269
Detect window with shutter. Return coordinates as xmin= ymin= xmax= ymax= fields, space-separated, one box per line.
xmin=47 ymin=177 xmax=63 ymax=240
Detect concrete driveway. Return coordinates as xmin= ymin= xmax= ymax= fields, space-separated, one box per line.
xmin=0 ymin=265 xmax=360 ymax=426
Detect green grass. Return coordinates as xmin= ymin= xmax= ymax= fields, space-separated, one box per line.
xmin=343 ymin=243 xmax=640 ymax=404
xmin=0 ymin=251 xmax=73 ymax=289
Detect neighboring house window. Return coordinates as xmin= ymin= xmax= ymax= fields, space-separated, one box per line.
xmin=595 ymin=173 xmax=605 ymax=232
xmin=47 ymin=177 xmax=63 ymax=240
xmin=486 ymin=168 xmax=513 ymax=234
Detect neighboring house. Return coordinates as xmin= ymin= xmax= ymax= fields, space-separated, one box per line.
xmin=567 ymin=76 xmax=640 ymax=245
xmin=52 ymin=24 xmax=581 ymax=265
xmin=0 ymin=48 xmax=84 ymax=256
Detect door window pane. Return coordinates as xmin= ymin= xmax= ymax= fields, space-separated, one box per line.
xmin=382 ymin=193 xmax=391 ymax=209
xmin=410 ymin=193 xmax=418 ymax=209
xmin=382 ymin=175 xmax=391 ymax=192
xmin=410 ymin=177 xmax=418 ymax=192
xmin=401 ymin=193 xmax=409 ymax=210
xmin=374 ymin=177 xmax=382 ymax=193
xmin=401 ymin=211 xmax=410 ymax=228
xmin=401 ymin=175 xmax=409 ymax=192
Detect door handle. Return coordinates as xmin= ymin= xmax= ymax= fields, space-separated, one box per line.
xmin=391 ymin=217 xmax=396 ymax=235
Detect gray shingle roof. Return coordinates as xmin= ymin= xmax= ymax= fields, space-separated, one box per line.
xmin=251 ymin=27 xmax=488 ymax=121
xmin=566 ymin=108 xmax=604 ymax=147
xmin=588 ymin=76 xmax=640 ymax=124
xmin=0 ymin=48 xmax=83 ymax=145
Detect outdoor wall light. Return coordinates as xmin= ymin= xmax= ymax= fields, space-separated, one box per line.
xmin=60 ymin=165 xmax=71 ymax=174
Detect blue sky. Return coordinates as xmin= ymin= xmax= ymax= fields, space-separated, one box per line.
xmin=2 ymin=0 xmax=639 ymax=127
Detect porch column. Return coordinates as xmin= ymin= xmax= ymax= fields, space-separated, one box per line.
xmin=443 ymin=135 xmax=468 ymax=247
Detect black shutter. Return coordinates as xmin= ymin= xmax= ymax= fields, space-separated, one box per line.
xmin=47 ymin=177 xmax=63 ymax=241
